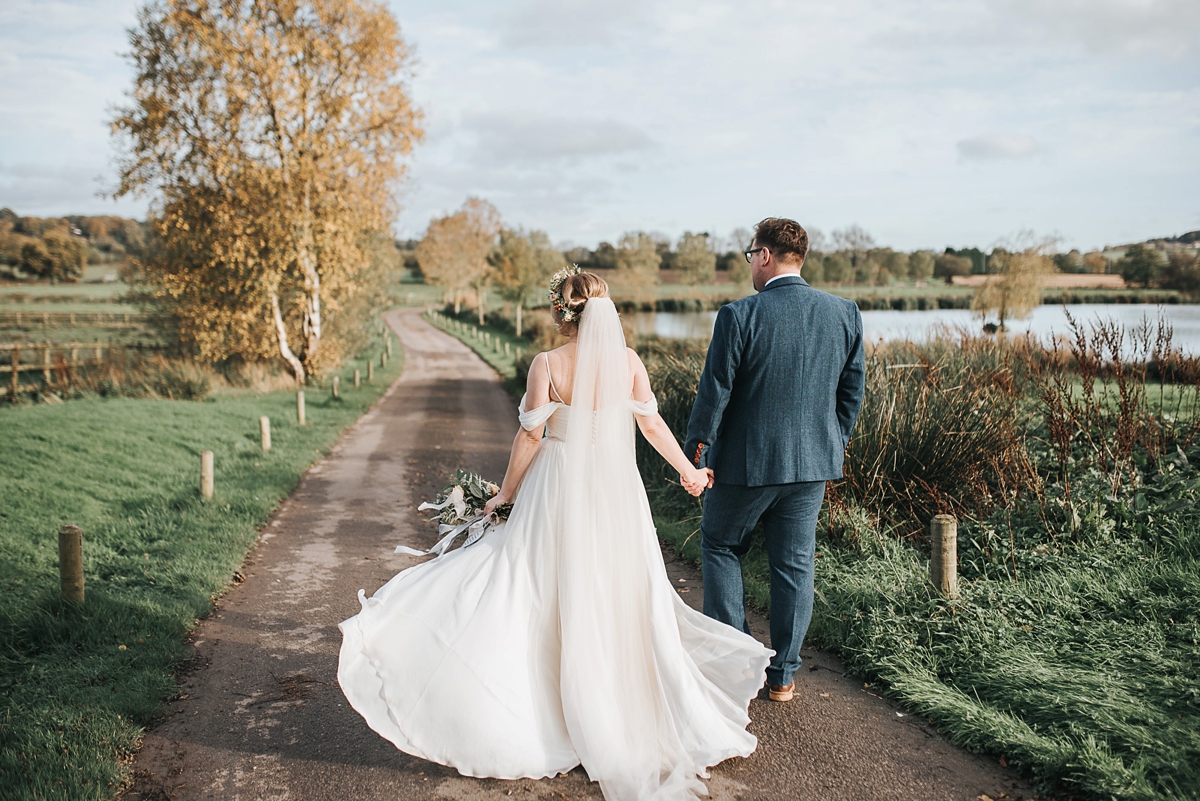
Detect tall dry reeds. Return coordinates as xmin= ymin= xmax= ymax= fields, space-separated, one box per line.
xmin=840 ymin=333 xmax=1039 ymax=537
xmin=14 ymin=347 xmax=215 ymax=401
xmin=634 ymin=334 xmax=1042 ymax=532
xmin=1023 ymin=311 xmax=1200 ymax=506
xmin=632 ymin=314 xmax=1200 ymax=540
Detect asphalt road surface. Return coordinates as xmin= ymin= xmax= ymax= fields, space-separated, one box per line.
xmin=122 ymin=308 xmax=1038 ymax=801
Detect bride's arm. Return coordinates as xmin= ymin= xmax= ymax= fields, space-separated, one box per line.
xmin=483 ymin=353 xmax=552 ymax=515
xmin=628 ymin=350 xmax=709 ymax=496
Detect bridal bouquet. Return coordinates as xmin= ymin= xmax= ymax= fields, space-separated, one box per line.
xmin=396 ymin=470 xmax=512 ymax=558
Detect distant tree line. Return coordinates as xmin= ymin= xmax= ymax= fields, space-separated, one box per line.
xmin=0 ymin=207 xmax=145 ymax=282
xmin=1116 ymin=243 xmax=1200 ymax=293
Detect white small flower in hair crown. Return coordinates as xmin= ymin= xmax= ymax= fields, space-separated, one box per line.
xmin=548 ymin=264 xmax=584 ymax=323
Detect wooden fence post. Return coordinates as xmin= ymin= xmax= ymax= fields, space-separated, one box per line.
xmin=9 ymin=344 xmax=17 ymax=402
xmin=930 ymin=514 xmax=958 ymax=597
xmin=368 ymin=362 xmax=374 ymax=384
xmin=332 ymin=375 xmax=340 ymax=399
xmin=259 ymin=416 xmax=271 ymax=452
xmin=296 ymin=390 xmax=306 ymax=426
xmin=386 ymin=338 xmax=392 ymax=358
xmin=505 ymin=342 xmax=510 ymax=357
xmin=200 ymin=451 xmax=214 ymax=500
xmin=59 ymin=525 xmax=84 ymax=603
xmin=42 ymin=344 xmax=51 ymax=382
xmin=381 ymin=352 xmax=388 ymax=369
xmin=354 ymin=368 xmax=361 ymax=388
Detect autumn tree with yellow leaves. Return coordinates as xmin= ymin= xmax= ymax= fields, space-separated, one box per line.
xmin=112 ymin=0 xmax=422 ymax=382
xmin=416 ymin=197 xmax=500 ymax=324
xmin=489 ymin=227 xmax=565 ymax=336
xmin=612 ymin=232 xmax=660 ymax=306
xmin=972 ymin=240 xmax=1054 ymax=331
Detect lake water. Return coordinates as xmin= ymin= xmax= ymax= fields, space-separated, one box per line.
xmin=631 ymin=304 xmax=1200 ymax=353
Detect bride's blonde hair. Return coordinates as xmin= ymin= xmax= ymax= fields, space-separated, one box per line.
xmin=552 ymin=272 xmax=608 ymax=334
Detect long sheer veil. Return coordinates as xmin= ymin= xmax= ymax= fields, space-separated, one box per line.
xmin=558 ymin=297 xmax=706 ymax=800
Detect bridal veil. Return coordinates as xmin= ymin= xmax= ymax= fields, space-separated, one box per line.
xmin=562 ymin=298 xmax=720 ymax=800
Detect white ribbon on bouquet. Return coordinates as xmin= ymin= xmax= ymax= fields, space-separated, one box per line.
xmin=395 ymin=490 xmax=498 ymax=558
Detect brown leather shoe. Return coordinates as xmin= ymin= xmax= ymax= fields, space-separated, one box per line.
xmin=768 ymin=682 xmax=795 ymax=702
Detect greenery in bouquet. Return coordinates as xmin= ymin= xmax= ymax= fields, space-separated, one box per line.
xmin=427 ymin=469 xmax=513 ymax=525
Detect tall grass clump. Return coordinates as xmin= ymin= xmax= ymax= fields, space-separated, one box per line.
xmin=840 ymin=332 xmax=1038 ymax=536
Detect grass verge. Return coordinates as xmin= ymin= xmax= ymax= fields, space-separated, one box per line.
xmin=422 ymin=310 xmax=528 ymax=395
xmin=0 ymin=332 xmax=402 ymax=800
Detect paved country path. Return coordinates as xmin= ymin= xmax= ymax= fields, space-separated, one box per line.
xmin=123 ymin=308 xmax=1038 ymax=801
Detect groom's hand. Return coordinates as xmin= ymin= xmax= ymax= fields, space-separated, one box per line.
xmin=680 ymin=470 xmax=705 ymax=497
xmin=702 ymin=468 xmax=715 ymax=489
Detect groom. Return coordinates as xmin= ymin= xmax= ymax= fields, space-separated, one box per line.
xmin=684 ymin=217 xmax=864 ymax=702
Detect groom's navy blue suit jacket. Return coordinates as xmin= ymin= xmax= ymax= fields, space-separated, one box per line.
xmin=684 ymin=274 xmax=865 ymax=487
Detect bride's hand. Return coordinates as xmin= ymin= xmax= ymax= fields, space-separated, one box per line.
xmin=482 ymin=492 xmax=508 ymax=517
xmin=680 ymin=468 xmax=707 ymax=497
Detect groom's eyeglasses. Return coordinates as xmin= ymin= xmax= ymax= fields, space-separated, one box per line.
xmin=744 ymin=247 xmax=765 ymax=263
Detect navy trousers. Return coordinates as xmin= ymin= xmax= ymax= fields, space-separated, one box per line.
xmin=700 ymin=480 xmax=826 ymax=687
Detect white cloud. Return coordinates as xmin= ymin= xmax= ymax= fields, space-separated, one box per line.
xmin=0 ymin=162 xmax=139 ymax=216
xmin=988 ymin=0 xmax=1200 ymax=59
xmin=495 ymin=0 xmax=647 ymax=48
xmin=956 ymin=134 xmax=1041 ymax=160
xmin=463 ymin=112 xmax=655 ymax=165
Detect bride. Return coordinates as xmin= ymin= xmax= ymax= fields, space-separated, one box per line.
xmin=339 ymin=270 xmax=772 ymax=800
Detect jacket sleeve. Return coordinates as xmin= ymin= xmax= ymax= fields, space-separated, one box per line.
xmin=684 ymin=305 xmax=743 ymax=469
xmin=836 ymin=306 xmax=865 ymax=448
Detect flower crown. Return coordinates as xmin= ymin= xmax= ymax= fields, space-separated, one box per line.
xmin=548 ymin=264 xmax=585 ymax=323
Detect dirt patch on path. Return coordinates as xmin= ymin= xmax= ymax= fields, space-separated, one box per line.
xmin=123 ymin=309 xmax=1037 ymax=801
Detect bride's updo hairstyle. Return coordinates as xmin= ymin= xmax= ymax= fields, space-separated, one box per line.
xmin=549 ymin=268 xmax=608 ymax=334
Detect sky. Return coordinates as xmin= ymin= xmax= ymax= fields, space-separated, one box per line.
xmin=0 ymin=0 xmax=1197 ymax=253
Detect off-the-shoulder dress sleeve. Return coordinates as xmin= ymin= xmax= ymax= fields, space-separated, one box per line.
xmin=628 ymin=395 xmax=658 ymax=417
xmin=518 ymin=392 xmax=562 ymax=431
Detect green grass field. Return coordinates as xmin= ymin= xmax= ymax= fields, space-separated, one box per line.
xmin=0 ymin=302 xmax=141 ymax=315
xmin=422 ymin=310 xmax=527 ymax=394
xmin=0 ymin=335 xmax=401 ymax=800
xmin=0 ymin=283 xmax=131 ymax=302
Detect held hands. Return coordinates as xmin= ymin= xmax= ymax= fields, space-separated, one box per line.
xmin=680 ymin=467 xmax=715 ymax=497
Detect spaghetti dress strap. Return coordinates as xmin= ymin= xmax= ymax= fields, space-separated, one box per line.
xmin=546 ymin=353 xmax=565 ymax=404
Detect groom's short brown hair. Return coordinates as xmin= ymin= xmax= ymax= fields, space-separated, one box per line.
xmin=754 ymin=218 xmax=809 ymax=264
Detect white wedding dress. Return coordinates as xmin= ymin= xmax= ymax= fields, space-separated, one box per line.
xmin=338 ymin=298 xmax=772 ymax=800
